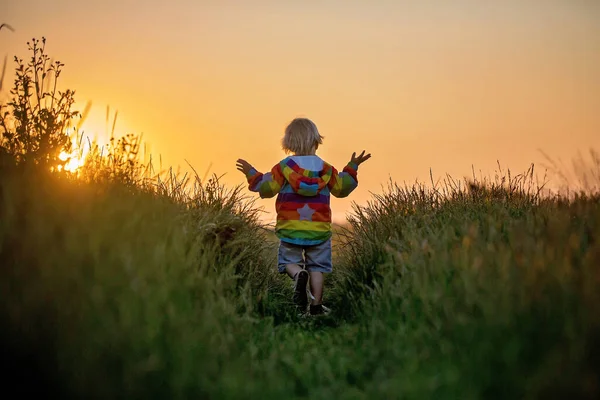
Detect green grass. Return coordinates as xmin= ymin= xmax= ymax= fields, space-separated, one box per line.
xmin=330 ymin=172 xmax=600 ymax=399
xmin=1 ymin=152 xmax=599 ymax=399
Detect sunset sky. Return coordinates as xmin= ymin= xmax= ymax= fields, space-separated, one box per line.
xmin=3 ymin=0 xmax=600 ymax=223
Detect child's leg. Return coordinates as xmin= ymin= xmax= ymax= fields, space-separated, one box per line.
xmin=288 ymin=263 xmax=309 ymax=309
xmin=309 ymin=271 xmax=324 ymax=305
xmin=285 ymin=264 xmax=304 ymax=279
xmin=304 ymin=238 xmax=332 ymax=307
xmin=278 ymin=241 xmax=309 ymax=308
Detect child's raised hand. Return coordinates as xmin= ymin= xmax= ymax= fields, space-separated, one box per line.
xmin=236 ymin=159 xmax=255 ymax=175
xmin=351 ymin=150 xmax=371 ymax=166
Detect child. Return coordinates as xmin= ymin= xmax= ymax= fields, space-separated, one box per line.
xmin=236 ymin=118 xmax=370 ymax=316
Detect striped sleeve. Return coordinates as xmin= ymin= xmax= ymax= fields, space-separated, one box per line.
xmin=246 ymin=162 xmax=285 ymax=198
xmin=328 ymin=162 xmax=359 ymax=198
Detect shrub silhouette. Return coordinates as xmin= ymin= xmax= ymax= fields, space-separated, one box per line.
xmin=0 ymin=37 xmax=78 ymax=169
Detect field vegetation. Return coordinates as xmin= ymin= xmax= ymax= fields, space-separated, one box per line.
xmin=1 ymin=39 xmax=598 ymax=399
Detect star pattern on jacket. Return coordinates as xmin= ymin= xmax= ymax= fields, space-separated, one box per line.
xmin=297 ymin=203 xmax=315 ymax=221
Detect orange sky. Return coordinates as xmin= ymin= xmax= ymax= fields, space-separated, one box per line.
xmin=3 ymin=0 xmax=600 ymax=223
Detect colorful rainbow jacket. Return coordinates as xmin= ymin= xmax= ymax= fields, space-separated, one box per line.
xmin=245 ymin=155 xmax=359 ymax=245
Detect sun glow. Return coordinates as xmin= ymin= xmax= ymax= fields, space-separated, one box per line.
xmin=56 ymin=120 xmax=104 ymax=173
xmin=58 ymin=150 xmax=86 ymax=172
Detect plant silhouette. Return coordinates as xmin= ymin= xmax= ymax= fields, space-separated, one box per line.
xmin=0 ymin=37 xmax=78 ymax=169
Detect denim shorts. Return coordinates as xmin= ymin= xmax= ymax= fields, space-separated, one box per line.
xmin=277 ymin=239 xmax=332 ymax=274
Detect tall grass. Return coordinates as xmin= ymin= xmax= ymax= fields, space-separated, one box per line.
xmin=0 ymin=149 xmax=297 ymax=397
xmin=330 ymin=164 xmax=600 ymax=398
xmin=3 ymin=147 xmax=598 ymax=398
xmin=541 ymin=148 xmax=600 ymax=196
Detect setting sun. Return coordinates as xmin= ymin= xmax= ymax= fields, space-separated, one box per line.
xmin=58 ymin=150 xmax=85 ymax=172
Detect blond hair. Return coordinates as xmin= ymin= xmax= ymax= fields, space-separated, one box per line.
xmin=281 ymin=118 xmax=324 ymax=155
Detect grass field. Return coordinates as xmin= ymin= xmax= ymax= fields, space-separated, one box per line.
xmin=1 ymin=148 xmax=598 ymax=399
xmin=1 ymin=40 xmax=599 ymax=399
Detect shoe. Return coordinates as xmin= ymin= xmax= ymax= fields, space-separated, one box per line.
xmin=310 ymin=304 xmax=330 ymax=316
xmin=292 ymin=270 xmax=309 ymax=309
xmin=310 ymin=304 xmax=323 ymax=315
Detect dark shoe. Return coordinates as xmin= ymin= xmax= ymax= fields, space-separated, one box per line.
xmin=309 ymin=304 xmax=331 ymax=317
xmin=293 ymin=270 xmax=309 ymax=308
xmin=310 ymin=304 xmax=324 ymax=316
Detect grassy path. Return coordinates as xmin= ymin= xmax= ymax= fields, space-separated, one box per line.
xmin=1 ymin=163 xmax=599 ymax=399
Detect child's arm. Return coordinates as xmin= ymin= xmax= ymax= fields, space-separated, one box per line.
xmin=236 ymin=159 xmax=285 ymax=198
xmin=328 ymin=150 xmax=371 ymax=198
